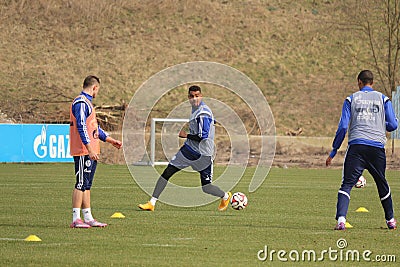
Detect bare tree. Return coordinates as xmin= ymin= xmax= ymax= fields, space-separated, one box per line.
xmin=384 ymin=0 xmax=400 ymax=94
xmin=368 ymin=0 xmax=400 ymax=156
xmin=359 ymin=0 xmax=400 ymax=96
xmin=347 ymin=0 xmax=400 ymax=96
xmin=335 ymin=0 xmax=400 ymax=155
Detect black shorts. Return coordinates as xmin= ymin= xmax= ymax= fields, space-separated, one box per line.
xmin=73 ymin=155 xmax=97 ymax=191
xmin=169 ymin=145 xmax=213 ymax=186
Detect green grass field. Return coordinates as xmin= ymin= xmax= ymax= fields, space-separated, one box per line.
xmin=1 ymin=164 xmax=399 ymax=266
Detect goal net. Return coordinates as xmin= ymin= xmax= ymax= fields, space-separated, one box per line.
xmin=150 ymin=118 xmax=189 ymax=166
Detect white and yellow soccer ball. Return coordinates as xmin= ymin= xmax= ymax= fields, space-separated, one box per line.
xmin=230 ymin=192 xmax=248 ymax=210
xmin=355 ymin=175 xmax=366 ymax=188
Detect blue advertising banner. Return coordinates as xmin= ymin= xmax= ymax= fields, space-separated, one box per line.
xmin=0 ymin=124 xmax=73 ymax=162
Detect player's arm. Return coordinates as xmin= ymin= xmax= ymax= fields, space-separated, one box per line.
xmin=326 ymin=99 xmax=350 ymax=166
xmin=98 ymin=126 xmax=123 ymax=149
xmin=186 ymin=133 xmax=202 ymax=142
xmin=383 ymin=98 xmax=398 ymax=132
xmin=197 ymin=114 xmax=213 ymax=140
xmin=179 ymin=129 xmax=202 ymax=141
xmin=98 ymin=126 xmax=109 ymax=142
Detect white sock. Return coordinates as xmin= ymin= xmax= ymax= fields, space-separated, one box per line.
xmin=82 ymin=208 xmax=94 ymax=222
xmin=387 ymin=218 xmax=395 ymax=223
xmin=150 ymin=197 xmax=157 ymax=206
xmin=73 ymin=208 xmax=81 ymax=222
xmin=338 ymin=216 xmax=346 ymax=224
xmin=223 ymin=192 xmax=229 ymax=201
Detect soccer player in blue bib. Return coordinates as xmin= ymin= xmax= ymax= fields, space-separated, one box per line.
xmin=326 ymin=70 xmax=398 ymax=230
xmin=138 ymin=85 xmax=232 ymax=211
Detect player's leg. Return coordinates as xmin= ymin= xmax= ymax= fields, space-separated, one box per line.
xmin=366 ymin=147 xmax=396 ymax=229
xmin=199 ymin=161 xmax=232 ymax=211
xmin=82 ymin=158 xmax=97 ymax=212
xmin=81 ymin=156 xmax=94 ymax=211
xmin=80 ymin=159 xmax=106 ymax=227
xmin=71 ymin=155 xmax=90 ymax=228
xmin=72 ymin=188 xmax=83 ymax=220
xmin=335 ymin=145 xmax=365 ymax=230
xmin=152 ymin=164 xmax=180 ymax=198
xmin=138 ymin=164 xmax=181 ymax=211
xmin=139 ymin=149 xmax=187 ymax=211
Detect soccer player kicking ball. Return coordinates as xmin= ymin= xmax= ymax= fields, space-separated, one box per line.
xmin=326 ymin=70 xmax=398 ymax=230
xmin=138 ymin=85 xmax=232 ymax=211
xmin=69 ymin=75 xmax=122 ymax=228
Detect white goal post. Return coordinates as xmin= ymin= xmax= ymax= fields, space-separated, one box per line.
xmin=150 ymin=118 xmax=189 ymax=166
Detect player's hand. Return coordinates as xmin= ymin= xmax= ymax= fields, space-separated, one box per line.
xmin=89 ymin=151 xmax=99 ymax=161
xmin=326 ymin=156 xmax=333 ymax=167
xmin=112 ymin=139 xmax=122 ymax=149
xmin=106 ymin=137 xmax=122 ymax=149
xmin=178 ymin=130 xmax=187 ymax=138
xmin=85 ymin=144 xmax=99 ymax=160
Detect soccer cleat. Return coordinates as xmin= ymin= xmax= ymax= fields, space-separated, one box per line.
xmin=387 ymin=219 xmax=397 ymax=230
xmin=138 ymin=201 xmax=155 ymax=211
xmin=85 ymin=220 xmax=108 ymax=227
xmin=218 ymin=192 xmax=232 ymax=211
xmin=334 ymin=222 xmax=346 ymax=231
xmin=70 ymin=218 xmax=91 ymax=228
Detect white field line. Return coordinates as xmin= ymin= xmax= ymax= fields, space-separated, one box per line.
xmin=0 ymin=237 xmax=75 ymax=247
xmin=171 ymin=237 xmax=195 ymax=240
xmin=0 ymin=237 xmax=25 ymax=241
xmin=142 ymin=237 xmax=194 ymax=247
xmin=142 ymin=243 xmax=184 ymax=247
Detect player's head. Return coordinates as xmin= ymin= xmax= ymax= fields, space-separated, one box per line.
xmin=357 ymin=70 xmax=373 ymax=87
xmin=83 ymin=75 xmax=100 ymax=98
xmin=188 ymin=85 xmax=201 ymax=94
xmin=188 ymin=85 xmax=202 ymax=108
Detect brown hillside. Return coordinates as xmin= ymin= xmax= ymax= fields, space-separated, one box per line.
xmin=0 ymin=0 xmax=389 ymax=136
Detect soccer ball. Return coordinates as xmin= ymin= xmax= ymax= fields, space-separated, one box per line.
xmin=230 ymin=192 xmax=248 ymax=210
xmin=355 ymin=175 xmax=366 ymax=188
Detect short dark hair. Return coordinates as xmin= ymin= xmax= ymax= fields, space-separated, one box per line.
xmin=83 ymin=75 xmax=100 ymax=88
xmin=357 ymin=70 xmax=373 ymax=85
xmin=188 ymin=85 xmax=201 ymax=93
